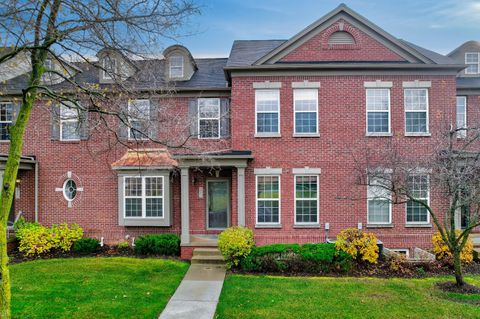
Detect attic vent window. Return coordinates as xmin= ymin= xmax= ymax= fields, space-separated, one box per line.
xmin=328 ymin=31 xmax=355 ymax=45
xmin=169 ymin=55 xmax=184 ymax=78
xmin=102 ymin=57 xmax=117 ymax=80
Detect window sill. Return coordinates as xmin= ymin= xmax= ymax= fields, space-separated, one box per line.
xmin=405 ymin=223 xmax=432 ymax=228
xmin=366 ymin=223 xmax=394 ymax=228
xmin=255 ymin=133 xmax=281 ymax=138
xmin=366 ymin=132 xmax=392 ymax=137
xmin=255 ymin=224 xmax=282 ymax=229
xmin=293 ymin=224 xmax=320 ymax=229
xmin=293 ymin=133 xmax=320 ymax=138
xmin=405 ymin=132 xmax=431 ymax=137
xmin=0 ymin=140 xmax=10 ymax=143
xmin=59 ymin=140 xmax=81 ymax=144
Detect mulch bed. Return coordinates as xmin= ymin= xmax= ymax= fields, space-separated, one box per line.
xmin=436 ymin=281 xmax=480 ymax=294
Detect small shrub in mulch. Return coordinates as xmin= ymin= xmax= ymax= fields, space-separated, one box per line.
xmin=436 ymin=282 xmax=480 ymax=294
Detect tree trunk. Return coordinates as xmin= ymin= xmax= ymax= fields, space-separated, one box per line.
xmin=453 ymin=249 xmax=465 ymax=287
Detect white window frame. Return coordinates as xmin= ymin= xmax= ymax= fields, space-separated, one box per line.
xmin=127 ymin=99 xmax=150 ymax=140
xmin=123 ymin=176 xmax=164 ymax=219
xmin=294 ymin=174 xmax=319 ymax=225
xmin=102 ymin=57 xmax=117 ymax=80
xmin=59 ymin=103 xmax=80 ymax=141
xmin=197 ymin=98 xmax=221 ymax=139
xmin=405 ymin=174 xmax=430 ymax=225
xmin=367 ymin=176 xmax=392 ymax=225
xmin=62 ymin=179 xmax=77 ymax=202
xmin=255 ymin=89 xmax=280 ymax=136
xmin=366 ymin=89 xmax=391 ymax=135
xmin=293 ymin=89 xmax=318 ymax=135
xmin=391 ymin=249 xmax=410 ymax=258
xmin=404 ymin=88 xmax=429 ymax=135
xmin=465 ymin=52 xmax=480 ymax=75
xmin=456 ymin=96 xmax=467 ymax=138
xmin=0 ymin=102 xmax=13 ymax=141
xmin=169 ymin=55 xmax=184 ymax=78
xmin=255 ymin=174 xmax=281 ymax=225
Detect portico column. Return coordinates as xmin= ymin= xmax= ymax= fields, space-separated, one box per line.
xmin=237 ymin=166 xmax=246 ymax=226
xmin=180 ymin=167 xmax=190 ymax=244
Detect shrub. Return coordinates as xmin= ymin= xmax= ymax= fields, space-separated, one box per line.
xmin=117 ymin=241 xmax=131 ymax=251
xmin=299 ymin=243 xmax=335 ymax=263
xmin=218 ymin=227 xmax=255 ymax=269
xmin=50 ymin=223 xmax=84 ymax=252
xmin=74 ymin=238 xmax=100 ymax=254
xmin=134 ymin=234 xmax=180 ymax=256
xmin=335 ymin=228 xmax=379 ymax=264
xmin=432 ymin=231 xmax=473 ymax=264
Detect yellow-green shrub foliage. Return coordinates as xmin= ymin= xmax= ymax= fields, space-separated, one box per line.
xmin=432 ymin=231 xmax=473 ymax=264
xmin=218 ymin=226 xmax=255 ymax=269
xmin=50 ymin=223 xmax=84 ymax=252
xmin=335 ymin=228 xmax=379 ymax=264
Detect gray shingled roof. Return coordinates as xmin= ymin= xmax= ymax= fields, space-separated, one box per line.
xmin=399 ymin=40 xmax=458 ymax=65
xmin=457 ymin=77 xmax=480 ymax=89
xmin=0 ymin=58 xmax=229 ymax=94
xmin=226 ymin=40 xmax=286 ymax=67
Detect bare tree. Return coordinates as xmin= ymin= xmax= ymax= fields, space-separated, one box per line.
xmin=0 ymin=1 xmax=200 ymax=317
xmin=353 ymin=125 xmax=480 ymax=287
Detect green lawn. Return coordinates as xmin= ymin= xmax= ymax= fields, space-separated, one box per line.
xmin=216 ymin=275 xmax=480 ymax=319
xmin=11 ymin=257 xmax=188 ymax=319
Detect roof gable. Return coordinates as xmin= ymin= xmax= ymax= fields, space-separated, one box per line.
xmin=255 ymin=4 xmax=434 ymax=65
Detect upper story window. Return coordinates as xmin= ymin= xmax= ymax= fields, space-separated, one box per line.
xmin=169 ymin=55 xmax=184 ymax=78
xmin=128 ymin=99 xmax=150 ymax=140
xmin=465 ymin=52 xmax=480 ymax=74
xmin=294 ymin=89 xmax=318 ymax=135
xmin=102 ymin=57 xmax=117 ymax=80
xmin=0 ymin=102 xmax=13 ymax=141
xmin=256 ymin=175 xmax=280 ymax=225
xmin=406 ymin=174 xmax=429 ymax=224
xmin=60 ymin=103 xmax=80 ymax=141
xmin=124 ymin=176 xmax=164 ymax=218
xmin=198 ymin=98 xmax=220 ymax=139
xmin=367 ymin=175 xmax=391 ymax=225
xmin=256 ymin=90 xmax=280 ymax=135
xmin=295 ymin=175 xmax=319 ymax=225
xmin=366 ymin=89 xmax=390 ymax=134
xmin=328 ymin=31 xmax=355 ymax=45
xmin=404 ymin=89 xmax=428 ymax=134
xmin=456 ymin=96 xmax=467 ymax=138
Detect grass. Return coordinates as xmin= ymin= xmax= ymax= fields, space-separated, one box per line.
xmin=215 ymin=275 xmax=480 ymax=319
xmin=11 ymin=257 xmax=189 ymax=319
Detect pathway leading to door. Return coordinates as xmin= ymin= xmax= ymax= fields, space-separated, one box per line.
xmin=159 ymin=249 xmax=226 ymax=319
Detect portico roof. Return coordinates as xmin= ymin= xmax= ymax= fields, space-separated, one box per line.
xmin=111 ymin=148 xmax=178 ymax=170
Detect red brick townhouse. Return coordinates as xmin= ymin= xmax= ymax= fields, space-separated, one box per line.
xmin=1 ymin=4 xmax=479 ymax=259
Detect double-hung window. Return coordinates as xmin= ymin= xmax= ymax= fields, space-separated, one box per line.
xmin=256 ymin=175 xmax=280 ymax=224
xmin=128 ymin=99 xmax=150 ymax=140
xmin=0 ymin=102 xmax=13 ymax=141
xmin=405 ymin=89 xmax=428 ymax=134
xmin=367 ymin=176 xmax=391 ymax=224
xmin=465 ymin=52 xmax=480 ymax=75
xmin=169 ymin=55 xmax=184 ymax=78
xmin=256 ymin=90 xmax=280 ymax=135
xmin=198 ymin=98 xmax=220 ymax=139
xmin=456 ymin=96 xmax=467 ymax=138
xmin=103 ymin=57 xmax=117 ymax=80
xmin=294 ymin=89 xmax=318 ymax=134
xmin=295 ymin=175 xmax=319 ymax=224
xmin=60 ymin=103 xmax=80 ymax=141
xmin=124 ymin=176 xmax=164 ymax=218
xmin=406 ymin=174 xmax=429 ymax=224
xmin=366 ymin=89 xmax=390 ymax=134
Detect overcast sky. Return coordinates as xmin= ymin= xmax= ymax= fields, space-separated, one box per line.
xmin=170 ymin=0 xmax=480 ymax=57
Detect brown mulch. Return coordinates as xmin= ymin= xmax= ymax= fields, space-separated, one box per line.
xmin=436 ymin=281 xmax=480 ymax=294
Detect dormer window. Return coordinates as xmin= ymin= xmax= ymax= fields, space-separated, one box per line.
xmin=169 ymin=55 xmax=184 ymax=78
xmin=328 ymin=31 xmax=355 ymax=45
xmin=465 ymin=52 xmax=480 ymax=74
xmin=103 ymin=57 xmax=117 ymax=80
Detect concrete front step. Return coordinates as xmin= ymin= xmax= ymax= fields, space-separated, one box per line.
xmin=193 ymin=248 xmax=223 ymax=258
xmin=191 ymin=248 xmax=225 ymax=265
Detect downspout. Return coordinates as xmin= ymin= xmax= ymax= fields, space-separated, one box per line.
xmin=34 ymin=160 xmax=38 ymax=222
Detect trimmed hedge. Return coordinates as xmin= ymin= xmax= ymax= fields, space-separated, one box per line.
xmin=134 ymin=234 xmax=180 ymax=256
xmin=73 ymin=238 xmax=100 ymax=254
xmin=240 ymin=243 xmax=352 ymax=273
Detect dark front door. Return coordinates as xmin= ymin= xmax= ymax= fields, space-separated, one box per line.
xmin=207 ymin=180 xmax=229 ymax=229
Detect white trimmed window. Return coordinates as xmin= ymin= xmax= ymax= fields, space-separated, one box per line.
xmin=295 ymin=175 xmax=319 ymax=224
xmin=256 ymin=90 xmax=280 ymax=134
xmin=406 ymin=174 xmax=429 ymax=224
xmin=367 ymin=176 xmax=391 ymax=224
xmin=60 ymin=103 xmax=80 ymax=141
xmin=256 ymin=175 xmax=280 ymax=224
xmin=198 ymin=98 xmax=220 ymax=139
xmin=124 ymin=176 xmax=164 ymax=218
xmin=0 ymin=102 xmax=13 ymax=140
xmin=456 ymin=96 xmax=467 ymax=138
xmin=366 ymin=89 xmax=390 ymax=134
xmin=128 ymin=99 xmax=150 ymax=140
xmin=294 ymin=89 xmax=318 ymax=134
xmin=169 ymin=55 xmax=184 ymax=78
xmin=102 ymin=57 xmax=117 ymax=80
xmin=465 ymin=52 xmax=480 ymax=75
xmin=405 ymin=89 xmax=428 ymax=134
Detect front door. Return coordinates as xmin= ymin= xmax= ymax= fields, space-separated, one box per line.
xmin=207 ymin=180 xmax=229 ymax=229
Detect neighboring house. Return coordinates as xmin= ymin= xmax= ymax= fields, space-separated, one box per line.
xmin=0 ymin=4 xmax=478 ymax=259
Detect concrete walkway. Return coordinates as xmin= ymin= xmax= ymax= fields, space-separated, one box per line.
xmin=159 ymin=264 xmax=226 ymax=319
